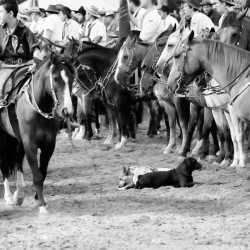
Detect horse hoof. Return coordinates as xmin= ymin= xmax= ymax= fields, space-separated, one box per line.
xmin=212 ymin=161 xmax=220 ymax=166
xmin=39 ymin=206 xmax=49 ymax=214
xmin=5 ymin=203 xmax=15 ymax=209
xmin=13 ymin=191 xmax=24 ymax=206
xmin=208 ymin=155 xmax=216 ymax=161
xmin=220 ymin=160 xmax=230 ymax=167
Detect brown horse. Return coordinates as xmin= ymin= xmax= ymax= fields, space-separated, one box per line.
xmin=0 ymin=52 xmax=76 ymax=213
xmin=165 ymin=32 xmax=250 ymax=167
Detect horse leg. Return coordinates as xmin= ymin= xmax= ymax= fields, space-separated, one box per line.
xmin=73 ymin=98 xmax=85 ymax=140
xmin=82 ymin=94 xmax=94 ymax=140
xmin=174 ymin=97 xmax=190 ymax=156
xmin=209 ymin=119 xmax=220 ymax=159
xmin=115 ymin=105 xmax=129 ymax=149
xmin=93 ymin=98 xmax=101 ymax=138
xmin=145 ymin=100 xmax=158 ymax=138
xmin=23 ymin=142 xmax=47 ymax=212
xmin=219 ymin=112 xmax=233 ymax=167
xmin=103 ymin=105 xmax=117 ymax=145
xmin=13 ymin=144 xmax=25 ymax=206
xmin=191 ymin=106 xmax=204 ymax=156
xmin=211 ymin=110 xmax=226 ymax=164
xmin=227 ymin=105 xmax=245 ymax=168
xmin=181 ymin=103 xmax=201 ymax=157
xmin=0 ymin=130 xmax=21 ymax=207
xmin=160 ymin=100 xmax=177 ymax=154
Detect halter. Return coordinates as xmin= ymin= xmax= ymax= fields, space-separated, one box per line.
xmin=175 ymin=42 xmax=191 ymax=97
xmin=116 ymin=42 xmax=144 ymax=77
xmin=26 ymin=65 xmax=61 ymax=119
xmin=75 ymin=64 xmax=99 ymax=96
xmin=175 ymin=40 xmax=250 ymax=107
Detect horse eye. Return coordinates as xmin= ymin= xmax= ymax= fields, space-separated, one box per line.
xmin=174 ymin=54 xmax=180 ymax=59
xmin=168 ymin=44 xmax=173 ymax=48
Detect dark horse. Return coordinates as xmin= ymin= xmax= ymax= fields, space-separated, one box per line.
xmin=0 ymin=52 xmax=76 ymax=213
xmin=67 ymin=39 xmax=141 ymax=148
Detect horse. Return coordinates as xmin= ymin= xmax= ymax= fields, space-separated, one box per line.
xmin=67 ymin=39 xmax=142 ymax=148
xmin=156 ymin=27 xmax=236 ymax=165
xmin=140 ymin=32 xmax=220 ymax=159
xmin=0 ymin=52 xmax=77 ymax=213
xmin=165 ymin=32 xmax=250 ymax=167
xmin=114 ymin=28 xmax=175 ymax=138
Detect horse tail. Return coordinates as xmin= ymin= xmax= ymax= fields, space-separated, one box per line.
xmin=0 ymin=128 xmax=20 ymax=179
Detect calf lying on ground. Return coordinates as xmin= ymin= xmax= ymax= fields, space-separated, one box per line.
xmin=135 ymin=157 xmax=202 ymax=189
xmin=118 ymin=165 xmax=171 ymax=190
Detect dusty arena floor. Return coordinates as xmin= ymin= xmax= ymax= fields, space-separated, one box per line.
xmin=1 ymin=114 xmax=250 ymax=250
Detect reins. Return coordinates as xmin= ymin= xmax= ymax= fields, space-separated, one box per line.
xmin=25 ymin=65 xmax=60 ymax=119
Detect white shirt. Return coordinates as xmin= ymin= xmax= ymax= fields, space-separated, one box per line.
xmin=139 ymin=8 xmax=164 ymax=43
xmin=190 ymin=12 xmax=214 ymax=38
xmin=85 ymin=19 xmax=107 ymax=46
xmin=62 ymin=18 xmax=80 ymax=42
xmin=163 ymin=15 xmax=179 ymax=31
xmin=44 ymin=14 xmax=64 ymax=42
xmin=131 ymin=7 xmax=146 ymax=31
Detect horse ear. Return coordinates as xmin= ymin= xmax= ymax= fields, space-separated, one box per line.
xmin=210 ymin=27 xmax=215 ymax=34
xmin=188 ymin=30 xmax=195 ymax=43
xmin=50 ymin=51 xmax=60 ymax=65
xmin=237 ymin=8 xmax=248 ymax=20
xmin=171 ymin=24 xmax=176 ymax=33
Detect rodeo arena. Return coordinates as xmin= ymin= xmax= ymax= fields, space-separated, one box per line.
xmin=1 ymin=0 xmax=250 ymax=249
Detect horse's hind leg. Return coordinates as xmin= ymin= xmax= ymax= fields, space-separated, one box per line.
xmin=13 ymin=144 xmax=25 ymax=206
xmin=0 ymin=129 xmax=20 ymax=207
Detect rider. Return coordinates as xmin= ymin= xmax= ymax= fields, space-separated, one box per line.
xmin=0 ymin=0 xmax=40 ymax=65
xmin=181 ymin=0 xmax=214 ymax=37
xmin=0 ymin=0 xmax=40 ymax=99
xmin=139 ymin=0 xmax=164 ymax=43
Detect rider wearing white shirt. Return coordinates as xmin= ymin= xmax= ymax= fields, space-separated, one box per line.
xmin=128 ymin=0 xmax=146 ymax=31
xmin=158 ymin=5 xmax=179 ymax=31
xmin=44 ymin=5 xmax=63 ymax=43
xmin=83 ymin=5 xmax=106 ymax=46
xmin=58 ymin=6 xmax=80 ymax=45
xmin=139 ymin=0 xmax=164 ymax=43
xmin=182 ymin=0 xmax=214 ymax=38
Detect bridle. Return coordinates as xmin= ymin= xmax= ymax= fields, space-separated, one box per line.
xmin=25 ymin=65 xmax=62 ymax=119
xmin=116 ymin=42 xmax=146 ymax=77
xmin=74 ymin=64 xmax=99 ymax=96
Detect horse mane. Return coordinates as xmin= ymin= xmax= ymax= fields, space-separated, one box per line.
xmin=220 ymin=12 xmax=241 ymax=28
xmin=203 ymin=39 xmax=250 ymax=79
xmin=79 ymin=41 xmax=116 ymax=54
xmin=36 ymin=53 xmax=76 ymax=76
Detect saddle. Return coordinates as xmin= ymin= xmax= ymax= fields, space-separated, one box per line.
xmin=0 ymin=63 xmax=32 ymax=109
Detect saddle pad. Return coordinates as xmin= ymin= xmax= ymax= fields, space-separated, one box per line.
xmin=0 ymin=68 xmax=15 ymax=99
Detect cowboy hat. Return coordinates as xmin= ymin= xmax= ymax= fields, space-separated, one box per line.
xmin=200 ymin=0 xmax=214 ymax=6
xmin=181 ymin=0 xmax=201 ymax=10
xmin=60 ymin=6 xmax=71 ymax=18
xmin=105 ymin=10 xmax=115 ymax=17
xmin=45 ymin=4 xmax=59 ymax=14
xmin=85 ymin=5 xmax=100 ymax=18
xmin=219 ymin=0 xmax=236 ymax=6
xmin=76 ymin=6 xmax=86 ymax=16
xmin=26 ymin=6 xmax=41 ymax=15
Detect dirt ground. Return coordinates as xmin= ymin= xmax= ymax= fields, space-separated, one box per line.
xmin=1 ymin=113 xmax=250 ymax=250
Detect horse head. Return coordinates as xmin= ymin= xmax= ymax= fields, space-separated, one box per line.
xmin=156 ymin=26 xmax=190 ymax=79
xmin=139 ymin=28 xmax=173 ymax=97
xmin=114 ymin=34 xmax=142 ymax=85
xmin=166 ymin=30 xmax=202 ymax=94
xmin=38 ymin=52 xmax=77 ymax=118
